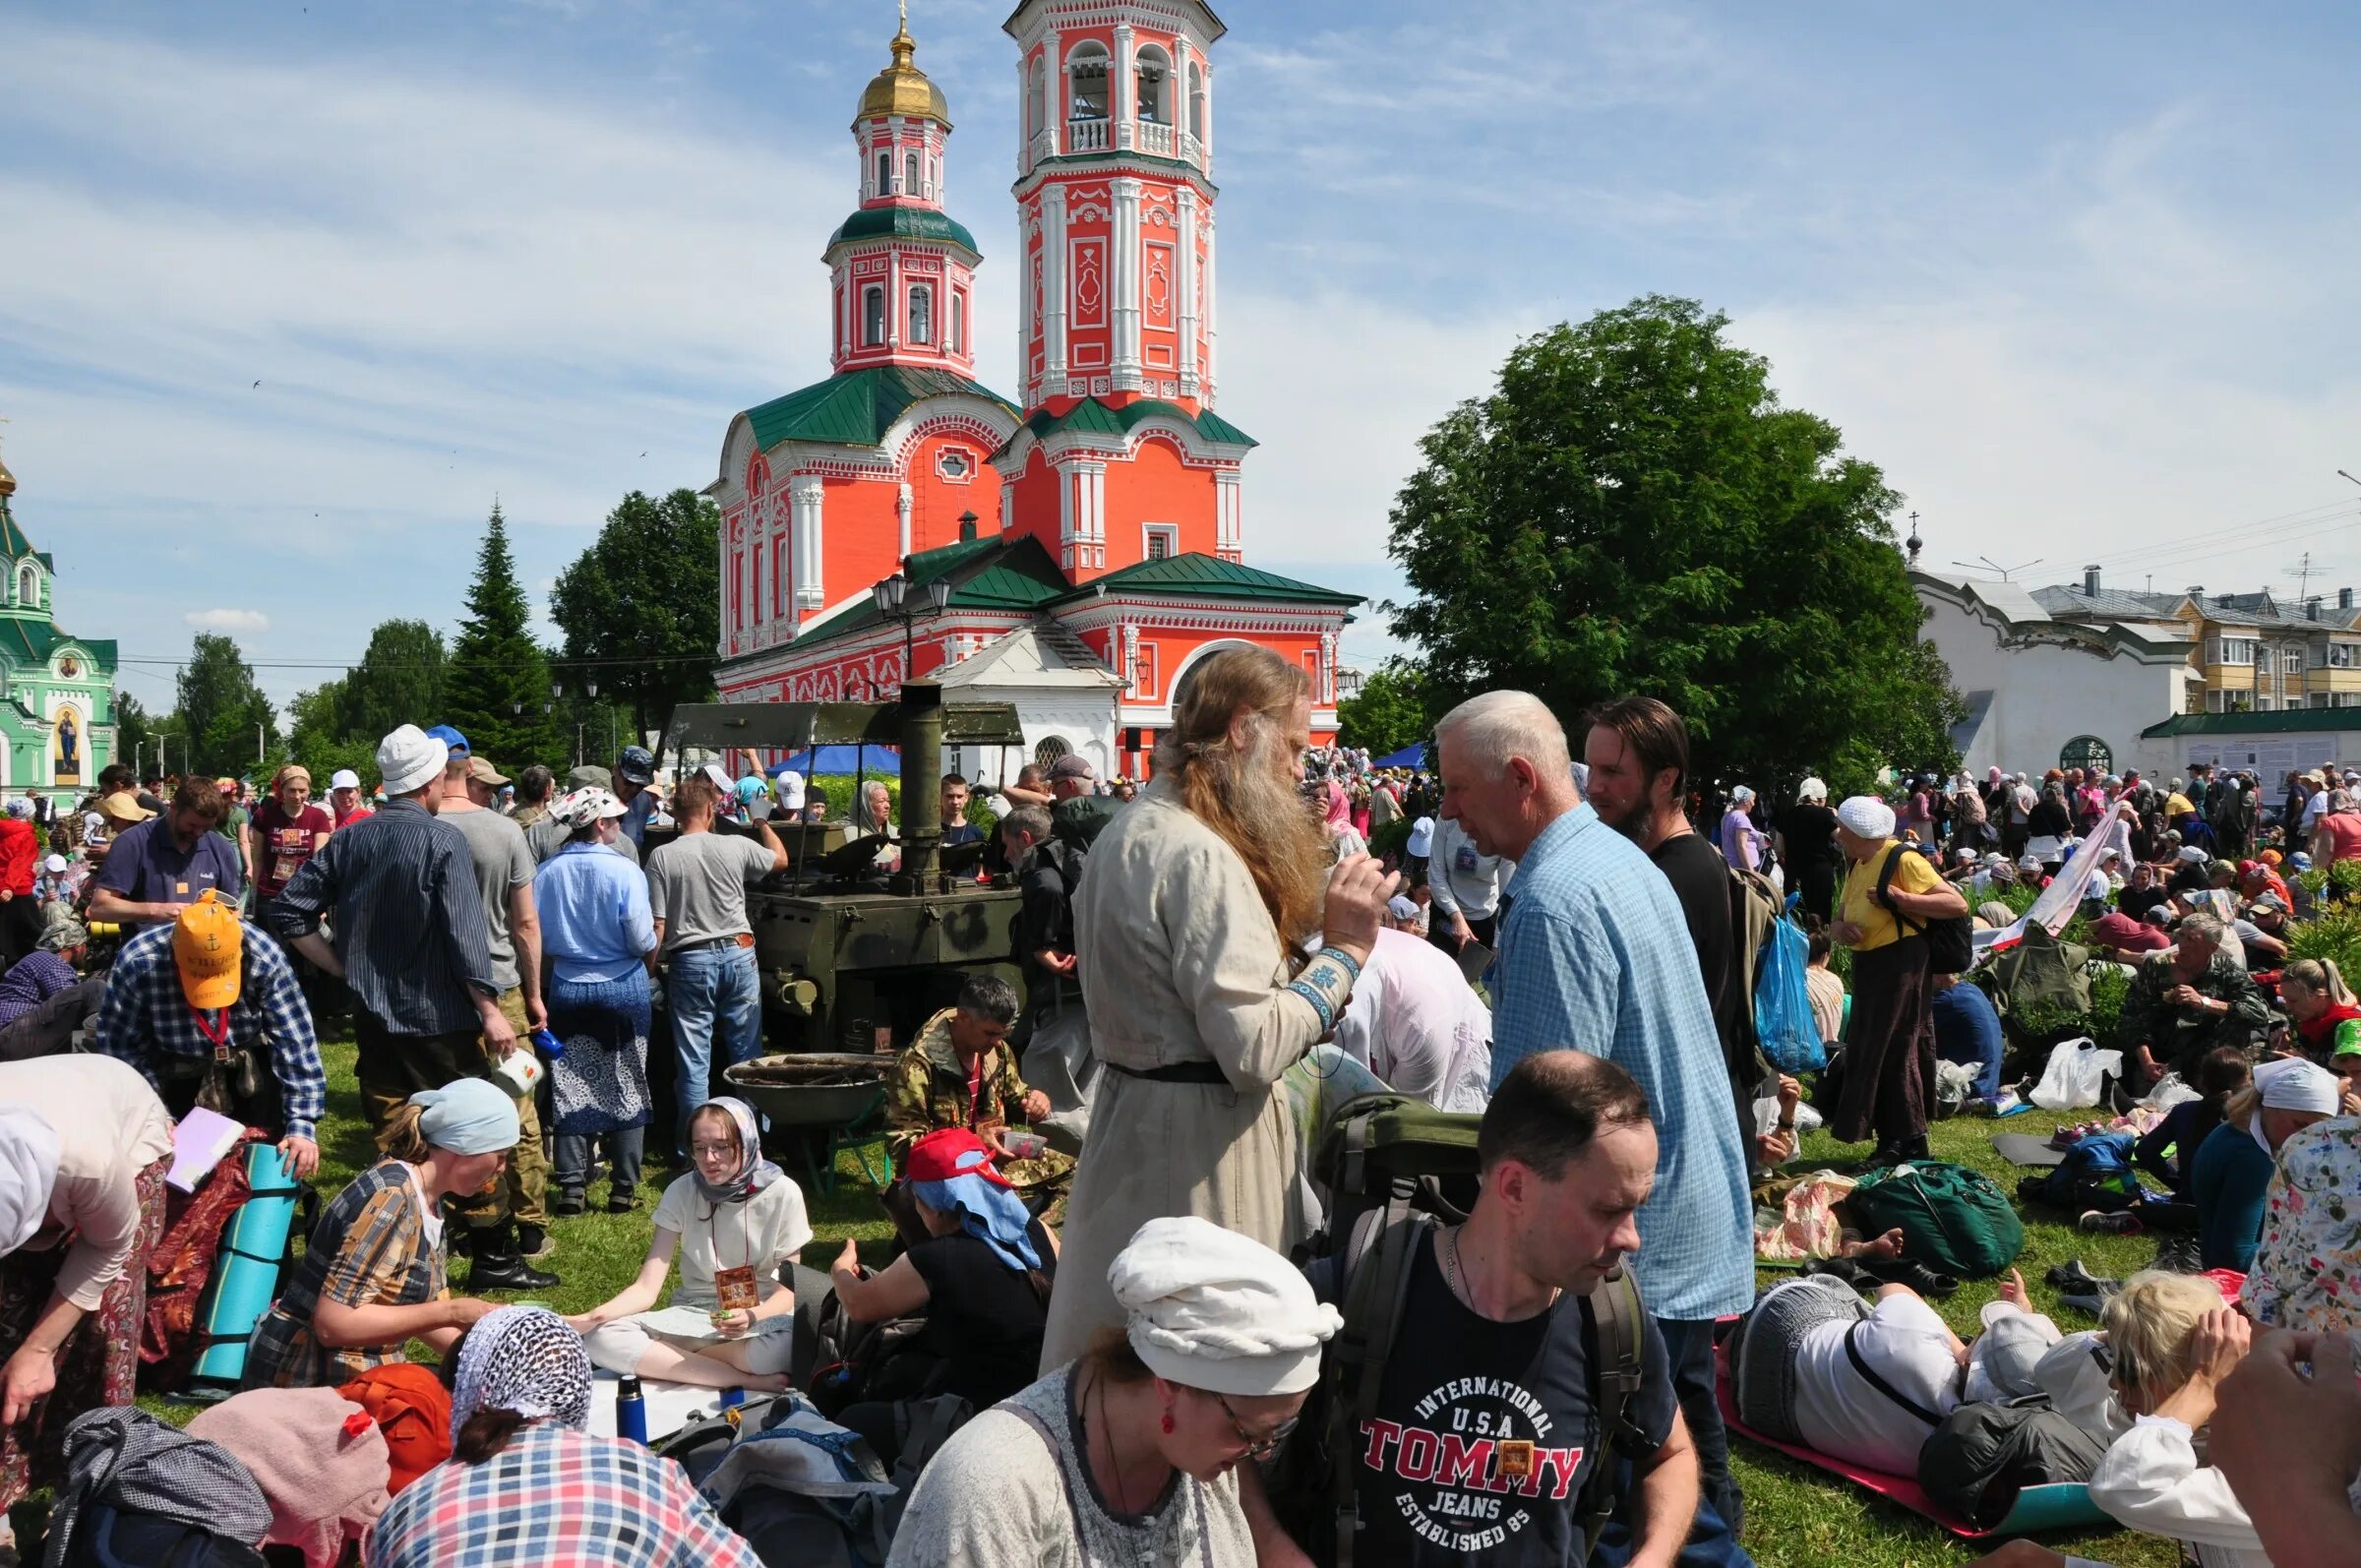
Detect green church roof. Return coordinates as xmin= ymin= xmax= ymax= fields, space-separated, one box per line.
xmin=724 ymin=533 xmax=1070 ymax=665
xmin=1047 ymin=552 xmax=1360 ymax=608
xmin=1001 ymin=396 xmax=1256 ymax=455
xmin=2141 ymin=709 xmax=2361 ymax=738
xmin=824 ymin=206 xmax=981 ymax=256
xmin=741 ymin=367 xmax=1018 ymax=452
xmin=0 ymin=620 xmax=114 ymax=670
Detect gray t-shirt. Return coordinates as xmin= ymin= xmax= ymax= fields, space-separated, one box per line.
xmin=646 ymin=831 xmax=773 ymax=952
xmin=442 ymin=805 xmax=534 ymax=993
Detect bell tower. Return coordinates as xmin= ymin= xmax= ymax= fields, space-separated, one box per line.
xmin=828 ymin=4 xmax=982 ymax=377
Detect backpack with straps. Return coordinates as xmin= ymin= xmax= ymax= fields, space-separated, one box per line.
xmin=1276 ymin=1093 xmax=1651 ymax=1568
xmin=1873 ymin=846 xmax=1975 ymax=974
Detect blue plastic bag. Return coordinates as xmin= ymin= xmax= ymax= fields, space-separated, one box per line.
xmin=1754 ymin=916 xmax=1826 ymax=1072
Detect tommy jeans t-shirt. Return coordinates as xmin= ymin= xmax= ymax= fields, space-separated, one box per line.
xmin=1309 ymin=1236 xmax=1676 ymax=1564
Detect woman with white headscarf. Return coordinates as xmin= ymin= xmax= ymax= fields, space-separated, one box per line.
xmin=890 ymin=1216 xmax=1340 ymax=1568
xmin=1718 ymin=786 xmax=1765 ymax=872
xmin=243 ymin=1079 xmax=517 ymax=1391
xmin=368 ymin=1305 xmax=762 ymax=1568
xmin=1830 ymin=795 xmax=1968 ymax=1167
xmin=1775 ymin=777 xmax=1843 ymax=923
xmin=0 ymin=1055 xmax=174 ymax=1519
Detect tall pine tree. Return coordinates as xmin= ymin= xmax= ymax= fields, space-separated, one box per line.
xmin=443 ymin=502 xmax=562 ymax=770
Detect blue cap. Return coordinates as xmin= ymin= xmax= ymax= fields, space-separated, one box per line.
xmin=616 ymin=746 xmax=655 ymax=785
xmin=425 ymin=724 xmax=470 ymax=756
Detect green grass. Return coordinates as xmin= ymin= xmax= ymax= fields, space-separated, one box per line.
xmin=60 ymin=1024 xmax=2183 ymax=1567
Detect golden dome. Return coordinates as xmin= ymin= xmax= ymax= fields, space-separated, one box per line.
xmin=857 ymin=12 xmax=951 ymax=128
xmin=0 ymin=455 xmax=14 ymax=500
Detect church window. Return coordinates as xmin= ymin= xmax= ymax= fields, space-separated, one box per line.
xmin=1027 ymin=59 xmax=1046 ymax=140
xmin=1135 ymin=45 xmax=1171 ymax=123
xmin=864 ymin=286 xmax=885 ymax=346
xmin=1068 ymin=43 xmax=1109 ymax=120
xmin=1143 ymin=523 xmax=1177 ymax=560
xmin=905 ymin=151 xmax=921 ymax=195
xmin=949 ymin=292 xmax=965 ymax=353
xmin=1188 ymin=61 xmax=1205 ymax=142
xmin=910 ymin=285 xmax=934 ymax=345
xmin=15 ymin=567 xmax=32 ymax=606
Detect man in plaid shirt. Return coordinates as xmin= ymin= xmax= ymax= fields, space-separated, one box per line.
xmin=90 ymin=889 xmax=326 ymax=1178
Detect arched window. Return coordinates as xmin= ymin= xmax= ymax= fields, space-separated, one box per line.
xmin=909 ymin=285 xmax=934 ymax=345
xmin=1068 ymin=42 xmax=1109 ymax=120
xmin=1135 ymin=44 xmax=1171 ymax=123
xmin=905 ymin=151 xmax=921 ymax=195
xmin=1035 ymin=735 xmax=1070 ymax=767
xmin=1027 ymin=58 xmax=1046 ymax=140
xmin=15 ymin=567 xmax=32 ymax=605
xmin=949 ymin=292 xmax=965 ymax=354
xmin=864 ymin=286 xmax=885 ymax=346
xmin=876 ymin=151 xmax=891 ymax=196
xmin=1188 ymin=60 xmax=1206 ymax=142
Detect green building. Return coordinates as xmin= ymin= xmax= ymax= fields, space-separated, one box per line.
xmin=0 ymin=452 xmax=118 ymax=803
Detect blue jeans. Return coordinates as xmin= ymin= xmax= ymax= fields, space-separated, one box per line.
xmin=668 ymin=943 xmax=762 ymax=1155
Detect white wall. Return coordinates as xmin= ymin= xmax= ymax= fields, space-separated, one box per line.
xmin=1920 ymin=593 xmax=2187 ymax=779
xmin=947 ymin=686 xmax=1118 ymax=788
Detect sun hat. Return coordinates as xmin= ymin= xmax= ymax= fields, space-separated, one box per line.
xmin=458 ymin=756 xmax=506 ymax=788
xmin=98 ymin=789 xmax=153 ymax=824
xmin=566 ymin=764 xmax=613 ymax=791
xmin=615 ymin=747 xmax=656 ymax=786
xmin=329 ymin=768 xmax=362 ymax=791
xmin=1797 ymin=777 xmax=1829 ymax=803
xmin=550 ymin=786 xmax=628 ymax=828
xmin=1406 ymin=816 xmax=1435 ymax=857
xmin=409 ymin=1078 xmax=521 ymax=1156
xmin=173 ymin=890 xmax=244 ymax=1010
xmin=423 ymin=724 xmax=470 ymax=757
xmin=1109 ymin=1217 xmax=1343 ymax=1398
xmin=1835 ymin=796 xmax=1897 ymax=839
xmin=377 ymin=725 xmax=448 ymax=798
xmin=2333 ymin=1018 xmax=2361 ymax=1059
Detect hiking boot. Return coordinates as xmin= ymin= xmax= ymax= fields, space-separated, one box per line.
xmin=2153 ymin=1235 xmax=2205 ymax=1274
xmin=517 ymin=1222 xmax=555 ymax=1260
xmin=467 ymin=1223 xmax=562 ymax=1292
xmin=2046 ymin=1258 xmax=2123 ymax=1297
xmin=553 ymin=1190 xmax=586 ymax=1219
xmin=2079 ymin=1209 xmax=2144 ymax=1236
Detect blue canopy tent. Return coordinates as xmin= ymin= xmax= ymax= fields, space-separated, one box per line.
xmin=1374 ymin=744 xmax=1428 ymax=768
xmin=766 ymin=745 xmax=900 ymax=776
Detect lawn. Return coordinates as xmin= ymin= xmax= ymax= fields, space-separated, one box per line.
xmin=92 ymin=1023 xmax=2183 ymax=1568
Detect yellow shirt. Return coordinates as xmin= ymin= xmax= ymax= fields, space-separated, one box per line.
xmin=1840 ymin=839 xmax=1945 ymax=951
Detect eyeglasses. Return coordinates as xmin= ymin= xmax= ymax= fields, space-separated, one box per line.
xmin=1215 ymin=1395 xmax=1300 ymax=1459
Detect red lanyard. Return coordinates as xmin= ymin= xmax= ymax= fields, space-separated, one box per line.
xmin=189 ymin=1001 xmax=232 ymax=1061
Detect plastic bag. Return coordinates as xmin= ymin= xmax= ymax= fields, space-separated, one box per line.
xmin=2028 ymin=1037 xmax=2122 ymax=1111
xmin=1753 ymin=917 xmax=1826 ymax=1072
xmin=2140 ymin=1072 xmax=2201 ymax=1114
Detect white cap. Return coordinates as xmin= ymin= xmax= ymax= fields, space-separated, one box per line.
xmin=1110 ymin=1217 xmax=1342 ymax=1397
xmin=1836 ymin=796 xmax=1897 ymax=839
xmin=1406 ymin=816 xmax=1435 ymax=857
xmin=329 ymin=768 xmax=362 ymax=791
xmin=40 ymin=854 xmax=65 ymax=874
xmin=376 ymin=724 xmax=448 ymax=798
xmin=1386 ymin=894 xmax=1420 ymax=921
xmin=773 ymin=769 xmax=807 ymax=811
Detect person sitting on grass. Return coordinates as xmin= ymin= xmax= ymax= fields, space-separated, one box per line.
xmin=2133 ymin=1046 xmax=2251 ymax=1201
xmin=2279 ymin=957 xmax=2361 ymax=1066
xmin=574 ymin=1098 xmax=810 ymax=1392
xmin=2190 ymin=1057 xmax=2340 ymax=1273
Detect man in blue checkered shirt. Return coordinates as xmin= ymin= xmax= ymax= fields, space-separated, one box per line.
xmin=1436 ymin=690 xmax=1755 ymax=1538
xmin=91 ymin=889 xmax=326 ymax=1178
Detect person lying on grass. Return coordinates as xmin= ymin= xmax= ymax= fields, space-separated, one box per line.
xmin=570 ymin=1098 xmax=811 ymax=1392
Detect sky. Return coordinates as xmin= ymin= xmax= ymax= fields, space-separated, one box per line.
xmin=5 ymin=1 xmax=2361 ymax=718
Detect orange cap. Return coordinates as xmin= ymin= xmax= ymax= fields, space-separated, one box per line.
xmin=172 ymin=889 xmax=243 ymax=1009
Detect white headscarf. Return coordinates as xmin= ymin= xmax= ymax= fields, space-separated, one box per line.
xmin=0 ymin=1103 xmax=62 ymax=1253
xmin=2252 ymin=1059 xmax=2342 ymax=1153
xmin=1111 ymin=1217 xmax=1342 ymax=1397
xmin=450 ymin=1305 xmax=593 ymax=1434
xmin=1835 ymin=796 xmax=1897 ymax=840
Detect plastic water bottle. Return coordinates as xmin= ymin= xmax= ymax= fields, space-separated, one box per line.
xmin=717 ymin=1386 xmax=747 ymax=1409
xmin=616 ymin=1375 xmax=648 ymax=1444
xmin=531 ymin=1027 xmax=564 ymax=1060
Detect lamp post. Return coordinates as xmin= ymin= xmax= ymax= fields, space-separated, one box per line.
xmin=871 ymin=573 xmax=954 ymax=692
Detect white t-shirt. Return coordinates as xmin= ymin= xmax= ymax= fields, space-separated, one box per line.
xmin=1790 ymin=1291 xmax=1964 ymax=1474
xmin=650 ymin=1173 xmax=814 ymax=1311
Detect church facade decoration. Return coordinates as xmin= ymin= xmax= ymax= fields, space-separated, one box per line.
xmin=0 ymin=453 xmax=119 ymax=800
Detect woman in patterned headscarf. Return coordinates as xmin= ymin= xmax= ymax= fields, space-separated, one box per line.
xmin=368 ymin=1306 xmax=760 ymax=1568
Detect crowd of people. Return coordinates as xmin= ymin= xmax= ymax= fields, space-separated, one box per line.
xmin=1 ymin=666 xmax=2358 ymax=1566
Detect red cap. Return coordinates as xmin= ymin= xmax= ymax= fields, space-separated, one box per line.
xmin=904 ymin=1126 xmax=1012 ymax=1188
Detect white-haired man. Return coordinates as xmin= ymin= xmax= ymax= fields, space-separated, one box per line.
xmin=1433 ymin=689 xmax=1753 ymax=1538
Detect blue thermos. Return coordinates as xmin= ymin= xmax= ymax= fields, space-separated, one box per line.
xmin=616 ymin=1374 xmax=647 ymax=1444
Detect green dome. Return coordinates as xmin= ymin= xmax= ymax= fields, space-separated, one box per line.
xmin=825 ymin=206 xmax=980 ymax=257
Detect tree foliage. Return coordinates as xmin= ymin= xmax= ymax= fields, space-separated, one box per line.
xmin=443 ymin=502 xmax=562 ymax=770
xmin=341 ymin=620 xmax=448 ymax=746
xmin=1386 ymin=295 xmax=1963 ymax=792
xmin=112 ymin=690 xmax=158 ymax=776
xmin=550 ymin=488 xmax=721 ymax=768
xmin=1336 ymin=663 xmax=1430 ymax=758
xmin=175 ymin=633 xmax=278 ymax=782
xmin=286 ymin=678 xmax=377 ymax=790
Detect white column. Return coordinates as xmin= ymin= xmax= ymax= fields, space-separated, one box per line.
xmin=1113 ymin=177 xmax=1143 ymax=390
xmin=1319 ymin=632 xmax=1337 ymax=704
xmin=896 ymin=482 xmax=914 ymax=561
xmin=1057 ymin=460 xmax=1076 ymax=569
xmin=999 ymin=476 xmax=1016 ymax=533
xmin=1016 ymin=50 xmax=1030 ymax=176
xmin=1018 ymin=208 xmax=1037 ymax=403
xmin=1215 ymin=468 xmax=1241 ymax=559
xmin=886 ymin=250 xmax=901 ymax=349
xmin=1042 ymin=186 xmax=1068 ymax=385
xmin=1200 ymin=208 xmax=1218 ymax=405
xmin=716 ymin=513 xmax=732 ymax=655
xmin=1114 ymin=24 xmax=1136 ymax=150
xmin=1176 ymin=188 xmax=1200 ymax=397
xmin=1201 ymin=61 xmax=1214 ymax=175
xmin=1081 ymin=460 xmax=1107 ymax=569
xmin=791 ymin=474 xmax=825 ymax=611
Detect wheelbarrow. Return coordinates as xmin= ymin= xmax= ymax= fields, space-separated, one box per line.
xmin=722 ymin=1055 xmax=893 ymax=1194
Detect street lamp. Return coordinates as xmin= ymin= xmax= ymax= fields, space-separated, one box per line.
xmin=872 ymin=573 xmax=954 ymax=691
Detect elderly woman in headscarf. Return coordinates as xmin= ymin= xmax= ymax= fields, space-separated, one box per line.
xmin=369 ymin=1306 xmax=762 ymax=1568
xmin=532 ymin=786 xmax=657 ymax=1218
xmin=575 ymin=1098 xmax=812 ymax=1391
xmin=1775 ymin=775 xmax=1843 ymax=922
xmin=1718 ymin=785 xmax=1766 ymax=871
xmin=2189 ymin=1057 xmax=2342 ymax=1274
xmin=242 ymin=1079 xmax=515 ymax=1390
xmin=889 ymin=1217 xmax=1340 ymax=1568
xmin=1829 ymin=795 xmax=1969 ymax=1167
xmin=1320 ymin=776 xmax=1367 ymax=863
xmin=830 ymin=1128 xmax=1059 ymax=1457
xmin=0 ymin=1055 xmax=174 ymax=1519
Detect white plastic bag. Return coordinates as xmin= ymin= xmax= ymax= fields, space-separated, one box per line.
xmin=2028 ymin=1036 xmax=2122 ymax=1111
xmin=2140 ymin=1071 xmax=2201 ymax=1114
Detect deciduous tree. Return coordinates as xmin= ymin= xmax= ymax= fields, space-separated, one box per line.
xmin=175 ymin=633 xmax=277 ymax=782
xmin=1335 ymin=663 xmax=1430 ymax=758
xmin=342 ymin=620 xmax=448 ymax=745
xmin=551 ymin=488 xmax=721 ymax=768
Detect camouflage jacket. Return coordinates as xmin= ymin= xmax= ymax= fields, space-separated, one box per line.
xmin=2115 ymin=947 xmax=2270 ymax=1063
xmin=885 ymin=1007 xmax=1075 ymax=1191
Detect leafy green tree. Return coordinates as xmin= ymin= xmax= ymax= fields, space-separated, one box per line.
xmin=1386 ymin=295 xmax=1963 ymax=792
xmin=1336 ymin=662 xmax=1430 ymax=757
xmin=111 ymin=690 xmax=159 ymax=777
xmin=551 ymin=488 xmax=722 ymax=768
xmin=342 ymin=620 xmax=448 ymax=744
xmin=175 ymin=633 xmax=278 ymax=782
xmin=287 ymin=678 xmax=378 ymax=788
xmin=443 ymin=503 xmax=562 ymax=770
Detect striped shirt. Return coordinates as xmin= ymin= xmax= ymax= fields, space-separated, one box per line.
xmin=1487 ymin=802 xmax=1755 ymax=1320
xmin=91 ymin=921 xmax=327 ymax=1141
xmin=266 ymin=798 xmax=497 ymax=1036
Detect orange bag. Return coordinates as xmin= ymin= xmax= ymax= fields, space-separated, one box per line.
xmin=337 ymin=1361 xmax=453 ymax=1495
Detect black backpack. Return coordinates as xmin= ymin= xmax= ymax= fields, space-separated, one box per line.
xmin=1916 ymin=1396 xmax=2109 ymax=1529
xmin=1875 ymin=846 xmax=1975 ymax=974
xmin=1276 ymin=1093 xmax=1650 ymax=1568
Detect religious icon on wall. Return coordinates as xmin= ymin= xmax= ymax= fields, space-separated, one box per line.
xmin=53 ymin=709 xmax=80 ymax=786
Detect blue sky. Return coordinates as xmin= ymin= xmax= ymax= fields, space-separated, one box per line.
xmin=5 ymin=1 xmax=2360 ymax=716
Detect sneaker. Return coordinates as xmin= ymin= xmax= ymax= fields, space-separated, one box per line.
xmin=2079 ymin=1209 xmax=2144 ymax=1236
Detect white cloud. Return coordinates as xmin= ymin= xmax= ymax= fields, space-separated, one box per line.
xmin=185 ymin=608 xmax=271 ymax=633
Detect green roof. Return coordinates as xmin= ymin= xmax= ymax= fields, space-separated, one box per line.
xmin=824 ymin=206 xmax=980 ymax=256
xmin=0 ymin=619 xmax=114 ymax=671
xmin=0 ymin=499 xmax=34 ymax=564
xmin=1047 ymin=552 xmax=1360 ymax=608
xmin=741 ymin=366 xmax=1018 ymax=452
xmin=999 ymin=396 xmax=1255 ymax=458
xmin=729 ymin=533 xmax=1070 ymax=663
xmin=2141 ymin=709 xmax=2361 ymax=738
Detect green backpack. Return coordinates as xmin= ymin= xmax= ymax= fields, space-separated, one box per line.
xmin=1845 ymin=1160 xmax=2025 ymax=1278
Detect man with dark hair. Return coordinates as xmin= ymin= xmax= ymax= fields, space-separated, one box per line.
xmin=939 ymin=772 xmax=986 ymax=849
xmin=1251 ymin=1051 xmax=1701 ymax=1567
xmin=885 ymin=973 xmax=1070 ymax=1200
xmin=509 ymin=763 xmax=557 ymax=830
xmin=89 ymin=776 xmax=245 ymax=928
xmin=1000 ymin=805 xmax=1076 ymax=1029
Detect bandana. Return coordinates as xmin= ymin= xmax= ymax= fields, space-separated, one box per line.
xmin=450 ymin=1306 xmax=592 ymax=1435
xmin=689 ymin=1097 xmax=785 ymax=1206
xmin=409 ymin=1078 xmax=520 ymax=1157
xmin=906 ymin=1128 xmax=1040 ymax=1274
